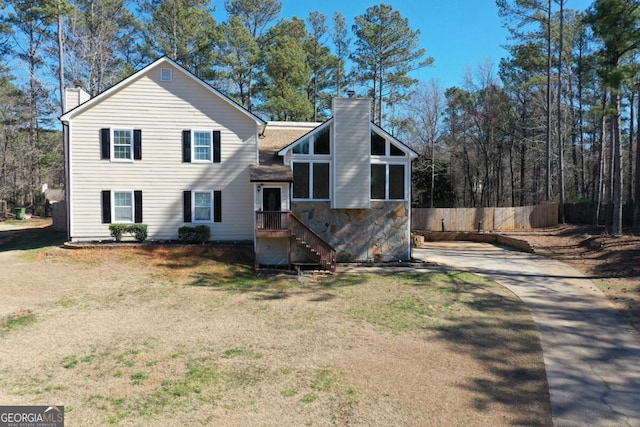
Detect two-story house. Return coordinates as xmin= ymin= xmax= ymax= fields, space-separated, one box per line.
xmin=60 ymin=57 xmax=417 ymax=271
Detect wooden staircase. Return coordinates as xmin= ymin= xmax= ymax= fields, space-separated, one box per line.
xmin=255 ymin=211 xmax=337 ymax=273
xmin=289 ymin=214 xmax=336 ymax=273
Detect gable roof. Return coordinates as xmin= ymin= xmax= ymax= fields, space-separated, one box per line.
xmin=259 ymin=121 xmax=322 ymax=165
xmin=60 ymin=57 xmax=266 ymax=125
xmin=276 ymin=119 xmax=332 ymax=157
xmin=275 ymin=119 xmax=419 ymax=159
xmin=371 ymin=123 xmax=419 ymax=159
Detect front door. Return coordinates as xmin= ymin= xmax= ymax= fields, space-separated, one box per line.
xmin=262 ymin=187 xmax=282 ymax=229
xmin=263 ymin=187 xmax=281 ymax=211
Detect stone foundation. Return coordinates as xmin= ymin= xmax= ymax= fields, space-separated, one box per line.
xmin=291 ymin=201 xmax=410 ymax=262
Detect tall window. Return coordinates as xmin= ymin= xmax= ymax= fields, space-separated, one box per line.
xmin=293 ymin=163 xmax=310 ymax=198
xmin=371 ymin=131 xmax=386 ymax=155
xmin=389 ymin=165 xmax=405 ymax=199
xmin=194 ymin=191 xmax=212 ymax=222
xmin=314 ymin=127 xmax=330 ymax=154
xmin=193 ymin=131 xmax=212 ymax=161
xmin=371 ymin=164 xmax=386 ymax=199
xmin=114 ymin=191 xmax=133 ymax=222
xmin=371 ymin=164 xmax=405 ymax=200
xmin=313 ymin=163 xmax=330 ymax=198
xmin=292 ymin=162 xmax=330 ymax=200
xmin=113 ymin=129 xmax=132 ymax=160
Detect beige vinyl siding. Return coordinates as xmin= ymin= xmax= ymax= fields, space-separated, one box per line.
xmin=332 ymin=98 xmax=370 ymax=209
xmin=68 ymin=63 xmax=256 ymax=241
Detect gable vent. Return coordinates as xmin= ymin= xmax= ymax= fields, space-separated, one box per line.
xmin=161 ymin=68 xmax=172 ymax=81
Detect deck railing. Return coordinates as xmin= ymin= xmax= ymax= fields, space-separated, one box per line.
xmin=256 ymin=211 xmax=289 ymax=231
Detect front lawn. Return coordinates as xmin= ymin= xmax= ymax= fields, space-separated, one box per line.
xmin=0 ymin=227 xmax=551 ymax=426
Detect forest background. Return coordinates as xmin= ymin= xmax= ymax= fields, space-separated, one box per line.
xmin=1 ymin=0 xmax=639 ymax=235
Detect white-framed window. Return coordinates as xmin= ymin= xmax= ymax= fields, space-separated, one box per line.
xmin=184 ymin=190 xmax=221 ymax=223
xmin=113 ymin=190 xmax=134 ymax=222
xmin=371 ymin=130 xmax=406 ymax=157
xmin=112 ymin=129 xmax=133 ymax=160
xmin=161 ymin=68 xmax=173 ymax=81
xmin=192 ymin=131 xmax=212 ymax=162
xmin=292 ymin=125 xmax=330 ymax=155
xmin=193 ymin=190 xmax=213 ymax=222
xmin=371 ymin=163 xmax=406 ymax=200
xmin=292 ymin=161 xmax=330 ymax=200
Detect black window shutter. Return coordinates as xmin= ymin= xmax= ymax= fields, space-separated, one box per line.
xmin=133 ymin=129 xmax=142 ymax=160
xmin=213 ymin=130 xmax=221 ymax=163
xmin=100 ymin=128 xmax=110 ymax=159
xmin=101 ymin=190 xmax=111 ymax=224
xmin=182 ymin=130 xmax=191 ymax=162
xmin=183 ymin=191 xmax=192 ymax=222
xmin=134 ymin=190 xmax=143 ymax=223
xmin=214 ymin=190 xmax=221 ymax=222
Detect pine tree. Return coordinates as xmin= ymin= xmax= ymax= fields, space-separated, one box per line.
xmin=586 ymin=0 xmax=640 ymax=234
xmin=352 ymin=3 xmax=432 ymax=126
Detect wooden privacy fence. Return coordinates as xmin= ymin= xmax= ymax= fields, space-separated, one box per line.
xmin=51 ymin=202 xmax=67 ymax=232
xmin=412 ymin=202 xmax=558 ymax=231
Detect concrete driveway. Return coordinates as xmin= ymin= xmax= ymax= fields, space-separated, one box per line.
xmin=414 ymin=242 xmax=640 ymax=427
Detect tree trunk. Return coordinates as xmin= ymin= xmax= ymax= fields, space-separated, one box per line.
xmin=629 ymin=91 xmax=635 ymax=205
xmin=557 ymin=0 xmax=565 ymax=223
xmin=595 ymin=93 xmax=607 ymax=225
xmin=611 ymin=90 xmax=623 ymax=235
xmin=545 ymin=0 xmax=552 ymax=201
xmin=57 ymin=4 xmax=66 ymax=114
xmin=635 ymin=90 xmax=640 ymax=227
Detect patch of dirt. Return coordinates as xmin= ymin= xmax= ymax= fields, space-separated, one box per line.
xmin=502 ymin=224 xmax=640 ymax=331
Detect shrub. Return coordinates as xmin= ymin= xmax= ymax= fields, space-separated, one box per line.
xmin=128 ymin=224 xmax=148 ymax=242
xmin=178 ymin=225 xmax=211 ymax=243
xmin=109 ymin=224 xmax=148 ymax=242
xmin=109 ymin=224 xmax=128 ymax=242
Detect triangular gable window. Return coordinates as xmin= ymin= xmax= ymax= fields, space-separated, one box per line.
xmin=290 ymin=124 xmax=330 ymax=155
xmin=371 ymin=130 xmax=406 ymax=157
xmin=390 ymin=142 xmax=405 ymax=156
xmin=292 ymin=138 xmax=309 ymax=154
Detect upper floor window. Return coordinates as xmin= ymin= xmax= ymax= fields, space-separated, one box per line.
xmin=371 ymin=130 xmax=406 ymax=157
xmin=314 ymin=127 xmax=330 ymax=154
xmin=292 ymin=126 xmax=330 ymax=155
xmin=101 ymin=128 xmax=142 ymax=161
xmin=113 ymin=129 xmax=132 ymax=160
xmin=182 ymin=130 xmax=221 ymax=163
xmin=193 ymin=131 xmax=212 ymax=162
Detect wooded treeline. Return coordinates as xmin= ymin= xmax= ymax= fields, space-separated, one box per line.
xmin=409 ymin=0 xmax=640 ymax=235
xmin=0 ymin=0 xmax=639 ymax=235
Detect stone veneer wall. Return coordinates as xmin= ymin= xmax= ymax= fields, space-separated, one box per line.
xmin=291 ymin=201 xmax=410 ymax=262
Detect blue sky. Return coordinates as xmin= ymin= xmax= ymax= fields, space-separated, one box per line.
xmin=217 ymin=0 xmax=595 ymax=89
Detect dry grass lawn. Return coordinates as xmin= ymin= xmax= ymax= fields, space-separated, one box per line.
xmin=0 ymin=220 xmax=551 ymax=426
